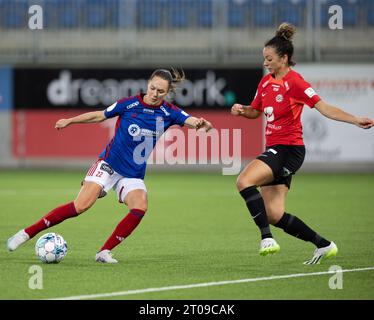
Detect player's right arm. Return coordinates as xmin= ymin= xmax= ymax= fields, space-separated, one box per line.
xmin=231 ymin=104 xmax=261 ymax=119
xmin=55 ymin=111 xmax=107 ymax=130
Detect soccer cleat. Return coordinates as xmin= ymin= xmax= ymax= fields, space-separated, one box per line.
xmin=259 ymin=238 xmax=280 ymax=256
xmin=7 ymin=229 xmax=30 ymax=251
xmin=303 ymin=241 xmax=338 ymax=265
xmin=95 ymin=249 xmax=118 ymax=264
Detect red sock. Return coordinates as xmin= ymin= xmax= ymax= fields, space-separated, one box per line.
xmin=100 ymin=209 xmax=146 ymax=251
xmin=25 ymin=202 xmax=78 ymax=238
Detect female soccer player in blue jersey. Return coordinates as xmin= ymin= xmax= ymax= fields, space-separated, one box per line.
xmin=7 ymin=68 xmax=213 ymax=263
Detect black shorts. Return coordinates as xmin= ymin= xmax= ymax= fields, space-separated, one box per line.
xmin=256 ymin=145 xmax=306 ymax=189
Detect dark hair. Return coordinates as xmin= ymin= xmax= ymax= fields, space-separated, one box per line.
xmin=265 ymin=23 xmax=296 ymax=66
xmin=149 ymin=68 xmax=185 ymax=93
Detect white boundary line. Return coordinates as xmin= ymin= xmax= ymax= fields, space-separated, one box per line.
xmin=49 ymin=266 xmax=374 ymax=300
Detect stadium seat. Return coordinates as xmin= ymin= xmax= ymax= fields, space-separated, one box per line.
xmin=0 ymin=0 xmax=28 ymax=29
xmin=368 ymin=5 xmax=374 ymax=26
xmin=252 ymin=0 xmax=276 ymax=27
xmin=56 ymin=0 xmax=81 ymax=29
xmin=85 ymin=0 xmax=108 ymax=29
xmin=357 ymin=0 xmax=373 ymax=26
xmin=137 ymin=0 xmax=164 ymax=28
xmin=40 ymin=1 xmax=55 ymax=29
xmin=341 ymin=0 xmax=359 ymax=27
xmin=197 ymin=0 xmax=213 ymax=28
xmin=169 ymin=0 xmax=189 ymax=28
xmin=278 ymin=0 xmax=307 ymax=27
xmin=228 ymin=0 xmax=248 ymax=28
xmin=83 ymin=0 xmax=120 ymax=29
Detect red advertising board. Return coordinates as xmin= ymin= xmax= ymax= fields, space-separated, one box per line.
xmin=12 ymin=110 xmax=263 ymax=161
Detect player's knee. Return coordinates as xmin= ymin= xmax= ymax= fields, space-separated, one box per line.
xmin=266 ymin=206 xmax=284 ymax=225
xmin=74 ymin=199 xmax=95 ymax=214
xmin=236 ymin=175 xmax=252 ymax=191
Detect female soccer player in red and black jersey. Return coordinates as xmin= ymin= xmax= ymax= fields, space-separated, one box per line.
xmin=231 ymin=23 xmax=374 ymax=265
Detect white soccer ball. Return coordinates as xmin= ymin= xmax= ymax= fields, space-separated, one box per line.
xmin=35 ymin=232 xmax=68 ymax=263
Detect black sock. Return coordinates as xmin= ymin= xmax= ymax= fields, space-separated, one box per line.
xmin=239 ymin=186 xmax=272 ymax=239
xmin=274 ymin=213 xmax=330 ymax=248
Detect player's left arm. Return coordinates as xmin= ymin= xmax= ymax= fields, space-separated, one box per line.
xmin=184 ymin=116 xmax=213 ymax=132
xmin=314 ymin=100 xmax=374 ymax=129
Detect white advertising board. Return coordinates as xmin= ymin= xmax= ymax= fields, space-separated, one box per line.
xmin=295 ymin=64 xmax=374 ymax=163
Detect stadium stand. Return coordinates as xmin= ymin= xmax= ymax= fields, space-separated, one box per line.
xmin=0 ymin=0 xmax=373 ymax=64
xmin=1 ymin=0 xmax=373 ymax=30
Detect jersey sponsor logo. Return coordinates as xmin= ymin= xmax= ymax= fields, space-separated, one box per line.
xmin=267 ymin=123 xmax=282 ymax=130
xmin=160 ymin=106 xmax=170 ymax=116
xmin=272 ymin=84 xmax=280 ymax=92
xmin=304 ymin=87 xmax=317 ymax=98
xmin=264 ymin=106 xmax=274 ymax=122
xmin=143 ymin=108 xmax=154 ymax=114
xmin=128 ymin=123 xmax=161 ymax=138
xmin=275 ymin=94 xmax=283 ymax=103
xmin=127 ymin=101 xmax=139 ymax=109
xmin=140 ymin=128 xmax=161 ymax=137
xmin=261 ymin=92 xmax=267 ymax=97
xmin=106 ymin=102 xmax=117 ymax=112
xmin=128 ymin=124 xmax=141 ymax=137
xmin=100 ymin=163 xmax=114 ymax=175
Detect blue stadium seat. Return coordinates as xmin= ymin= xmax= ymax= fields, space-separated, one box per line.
xmin=342 ymin=10 xmax=357 ymax=27
xmin=368 ymin=3 xmax=374 ymax=26
xmin=137 ymin=0 xmax=164 ymax=28
xmin=85 ymin=0 xmax=107 ymax=28
xmin=252 ymin=0 xmax=276 ymax=27
xmin=359 ymin=0 xmax=374 ymax=26
xmin=0 ymin=0 xmax=28 ymax=29
xmin=197 ymin=0 xmax=213 ymax=28
xmin=41 ymin=1 xmax=55 ymax=29
xmin=169 ymin=0 xmax=189 ymax=28
xmin=228 ymin=0 xmax=248 ymax=28
xmin=56 ymin=0 xmax=80 ymax=29
xmin=278 ymin=0 xmax=306 ymax=27
xmin=341 ymin=0 xmax=359 ymax=27
xmin=83 ymin=0 xmax=120 ymax=29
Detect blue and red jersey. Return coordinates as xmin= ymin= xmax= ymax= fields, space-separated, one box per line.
xmin=99 ymin=94 xmax=190 ymax=179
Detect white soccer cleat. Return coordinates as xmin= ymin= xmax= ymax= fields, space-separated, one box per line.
xmin=259 ymin=238 xmax=280 ymax=256
xmin=7 ymin=229 xmax=30 ymax=251
xmin=95 ymin=249 xmax=118 ymax=264
xmin=303 ymin=241 xmax=338 ymax=265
